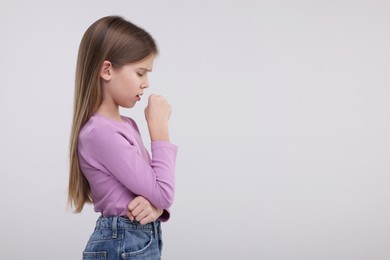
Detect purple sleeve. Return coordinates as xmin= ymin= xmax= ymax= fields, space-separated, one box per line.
xmin=87 ymin=127 xmax=178 ymax=209
xmin=159 ymin=209 xmax=170 ymax=222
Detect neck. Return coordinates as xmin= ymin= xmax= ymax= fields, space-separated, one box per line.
xmin=96 ymin=102 xmax=123 ymax=122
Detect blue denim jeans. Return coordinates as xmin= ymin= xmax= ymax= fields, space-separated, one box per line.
xmin=83 ymin=216 xmax=162 ymax=260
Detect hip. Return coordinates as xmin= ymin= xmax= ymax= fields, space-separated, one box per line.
xmin=83 ymin=216 xmax=163 ymax=260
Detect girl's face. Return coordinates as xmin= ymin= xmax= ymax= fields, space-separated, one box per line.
xmin=106 ymin=55 xmax=155 ymax=108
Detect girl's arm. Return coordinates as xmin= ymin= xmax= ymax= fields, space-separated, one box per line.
xmin=85 ymin=127 xmax=177 ymax=209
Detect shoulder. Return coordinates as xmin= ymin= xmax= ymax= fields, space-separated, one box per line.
xmin=79 ymin=115 xmax=129 ymax=145
xmin=78 ymin=115 xmax=144 ymax=164
xmin=80 ymin=116 xmax=113 ymax=138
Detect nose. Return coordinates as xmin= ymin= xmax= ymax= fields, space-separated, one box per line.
xmin=141 ymin=78 xmax=149 ymax=89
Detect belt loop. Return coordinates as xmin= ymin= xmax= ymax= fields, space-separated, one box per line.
xmin=112 ymin=216 xmax=118 ymax=239
xmin=152 ymin=221 xmax=158 ymax=239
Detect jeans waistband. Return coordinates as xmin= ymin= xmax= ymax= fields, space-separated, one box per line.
xmin=96 ymin=216 xmax=160 ymax=239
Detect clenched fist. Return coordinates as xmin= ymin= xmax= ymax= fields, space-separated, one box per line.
xmin=145 ymin=94 xmax=171 ymax=141
xmin=127 ymin=196 xmax=163 ymax=225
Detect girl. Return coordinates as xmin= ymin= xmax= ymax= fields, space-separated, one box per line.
xmin=68 ymin=16 xmax=178 ymax=260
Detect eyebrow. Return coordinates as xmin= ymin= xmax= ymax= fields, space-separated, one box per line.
xmin=139 ymin=67 xmax=152 ymax=72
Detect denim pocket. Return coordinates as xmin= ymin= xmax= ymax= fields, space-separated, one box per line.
xmin=121 ymin=230 xmax=154 ymax=258
xmin=83 ymin=251 xmax=106 ymax=260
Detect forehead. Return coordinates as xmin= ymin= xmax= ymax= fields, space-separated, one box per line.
xmin=132 ymin=55 xmax=155 ymax=70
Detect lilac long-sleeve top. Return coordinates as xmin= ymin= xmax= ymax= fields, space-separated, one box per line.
xmin=77 ymin=113 xmax=178 ymax=222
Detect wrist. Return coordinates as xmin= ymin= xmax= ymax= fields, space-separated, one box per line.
xmin=148 ymin=125 xmax=169 ymax=141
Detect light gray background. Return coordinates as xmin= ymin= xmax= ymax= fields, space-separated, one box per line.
xmin=0 ymin=0 xmax=389 ymax=259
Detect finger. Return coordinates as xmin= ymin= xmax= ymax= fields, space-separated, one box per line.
xmin=128 ymin=196 xmax=143 ymax=212
xmin=139 ymin=215 xmax=154 ymax=225
xmin=126 ymin=211 xmax=135 ymax=221
xmin=135 ymin=207 xmax=150 ymax=222
xmin=148 ymin=94 xmax=157 ymax=102
xmin=131 ymin=202 xmax=147 ymax=217
xmin=132 ymin=199 xmax=151 ymax=217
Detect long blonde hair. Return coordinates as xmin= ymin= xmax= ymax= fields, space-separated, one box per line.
xmin=68 ymin=16 xmax=158 ymax=212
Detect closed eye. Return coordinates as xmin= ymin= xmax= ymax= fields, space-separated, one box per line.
xmin=137 ymin=72 xmax=143 ymax=77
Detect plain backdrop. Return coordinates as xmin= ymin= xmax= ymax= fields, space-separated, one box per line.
xmin=0 ymin=0 xmax=389 ymax=259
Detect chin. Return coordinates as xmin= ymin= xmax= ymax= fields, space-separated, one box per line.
xmin=123 ymin=103 xmax=136 ymax=109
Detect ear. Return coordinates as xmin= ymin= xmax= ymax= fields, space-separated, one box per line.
xmin=100 ymin=60 xmax=112 ymax=81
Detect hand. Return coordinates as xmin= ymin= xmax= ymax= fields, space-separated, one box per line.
xmin=127 ymin=196 xmax=164 ymax=225
xmin=144 ymin=94 xmax=171 ymax=141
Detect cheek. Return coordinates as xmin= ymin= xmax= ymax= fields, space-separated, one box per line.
xmin=126 ymin=75 xmax=141 ymax=88
xmin=116 ymin=74 xmax=136 ymax=89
